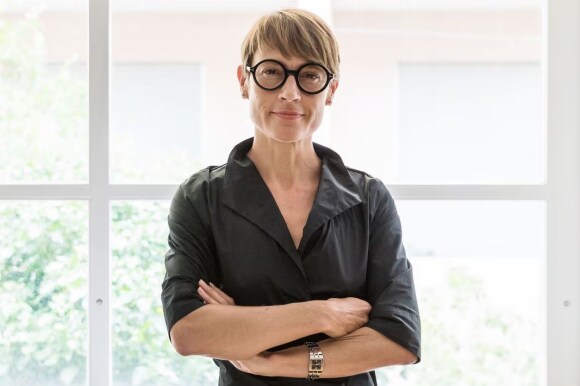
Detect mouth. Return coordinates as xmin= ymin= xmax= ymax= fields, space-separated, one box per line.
xmin=272 ymin=111 xmax=304 ymax=120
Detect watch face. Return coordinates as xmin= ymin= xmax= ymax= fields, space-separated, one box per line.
xmin=312 ymin=359 xmax=323 ymax=370
xmin=306 ymin=342 xmax=323 ymax=379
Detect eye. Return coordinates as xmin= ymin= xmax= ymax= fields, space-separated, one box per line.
xmin=299 ymin=65 xmax=326 ymax=83
xmin=302 ymin=72 xmax=320 ymax=80
xmin=259 ymin=66 xmax=283 ymax=76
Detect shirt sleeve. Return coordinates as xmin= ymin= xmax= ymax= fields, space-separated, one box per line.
xmin=161 ymin=176 xmax=220 ymax=341
xmin=364 ymin=179 xmax=421 ymax=363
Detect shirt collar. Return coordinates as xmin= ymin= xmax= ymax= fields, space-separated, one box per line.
xmin=222 ymin=137 xmax=363 ymax=275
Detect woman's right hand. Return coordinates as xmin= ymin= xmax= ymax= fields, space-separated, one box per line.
xmin=198 ymin=279 xmax=371 ymax=338
xmin=322 ymin=297 xmax=372 ymax=338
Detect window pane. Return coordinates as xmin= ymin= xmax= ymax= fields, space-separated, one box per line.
xmin=396 ymin=63 xmax=543 ymax=184
xmin=0 ymin=3 xmax=88 ymax=183
xmin=331 ymin=1 xmax=545 ymax=184
xmin=110 ymin=1 xmax=295 ymax=183
xmin=111 ymin=201 xmax=218 ymax=385
xmin=376 ymin=200 xmax=545 ymax=385
xmin=0 ymin=201 xmax=88 ymax=386
xmin=110 ymin=65 xmax=203 ymax=183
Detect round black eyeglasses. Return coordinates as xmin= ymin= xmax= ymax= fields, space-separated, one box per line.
xmin=246 ymin=59 xmax=334 ymax=95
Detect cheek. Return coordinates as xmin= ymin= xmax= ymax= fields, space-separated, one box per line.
xmin=310 ymin=102 xmax=326 ymax=122
xmin=248 ymin=98 xmax=270 ymax=125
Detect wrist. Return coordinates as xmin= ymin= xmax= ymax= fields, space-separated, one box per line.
xmin=256 ymin=351 xmax=276 ymax=377
xmin=262 ymin=345 xmax=311 ymax=378
xmin=310 ymin=300 xmax=331 ymax=335
xmin=262 ymin=350 xmax=281 ymax=377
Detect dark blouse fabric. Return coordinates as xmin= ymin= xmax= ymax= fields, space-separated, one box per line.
xmin=161 ymin=137 xmax=421 ymax=385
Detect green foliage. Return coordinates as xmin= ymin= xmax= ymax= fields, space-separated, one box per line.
xmin=0 ymin=200 xmax=220 ymax=386
xmin=0 ymin=10 xmax=88 ymax=384
xmin=0 ymin=10 xmax=88 ymax=183
xmin=111 ymin=201 xmax=218 ymax=386
xmin=0 ymin=9 xmax=214 ymax=385
xmin=376 ymin=264 xmax=540 ymax=386
xmin=0 ymin=202 xmax=88 ymax=385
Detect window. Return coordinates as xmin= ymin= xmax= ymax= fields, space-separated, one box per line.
xmin=0 ymin=201 xmax=88 ymax=385
xmin=111 ymin=64 xmax=204 ymax=183
xmin=382 ymin=200 xmax=545 ymax=385
xmin=396 ymin=63 xmax=543 ymax=184
xmin=1 ymin=1 xmax=578 ymax=385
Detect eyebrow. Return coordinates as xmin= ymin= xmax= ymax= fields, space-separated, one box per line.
xmin=258 ymin=58 xmax=314 ymax=69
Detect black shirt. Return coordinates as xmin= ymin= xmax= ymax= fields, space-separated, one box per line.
xmin=161 ymin=137 xmax=421 ymax=386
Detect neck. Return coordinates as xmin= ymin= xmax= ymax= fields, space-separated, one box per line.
xmin=247 ymin=132 xmax=322 ymax=189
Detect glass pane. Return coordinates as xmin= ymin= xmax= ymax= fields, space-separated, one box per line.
xmin=376 ymin=200 xmax=546 ymax=385
xmin=396 ymin=63 xmax=543 ymax=184
xmin=110 ymin=1 xmax=295 ymax=184
xmin=111 ymin=201 xmax=218 ymax=385
xmin=330 ymin=1 xmax=545 ymax=184
xmin=109 ymin=2 xmax=545 ymax=185
xmin=110 ymin=64 xmax=204 ymax=183
xmin=0 ymin=201 xmax=88 ymax=386
xmin=0 ymin=3 xmax=88 ymax=183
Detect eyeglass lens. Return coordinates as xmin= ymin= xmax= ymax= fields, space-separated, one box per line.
xmin=254 ymin=61 xmax=329 ymax=93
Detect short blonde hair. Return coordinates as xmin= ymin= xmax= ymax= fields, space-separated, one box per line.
xmin=241 ymin=8 xmax=340 ymax=77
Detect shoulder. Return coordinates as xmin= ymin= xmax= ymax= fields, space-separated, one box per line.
xmin=345 ymin=166 xmax=394 ymax=207
xmin=179 ymin=163 xmax=227 ymax=197
xmin=314 ymin=141 xmax=394 ymax=207
xmin=170 ymin=164 xmax=226 ymax=219
xmin=342 ymin=165 xmax=399 ymax=227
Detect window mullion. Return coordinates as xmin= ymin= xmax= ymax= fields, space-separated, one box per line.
xmin=89 ymin=0 xmax=111 ymax=385
xmin=388 ymin=184 xmax=547 ymax=201
xmin=547 ymin=0 xmax=580 ymax=385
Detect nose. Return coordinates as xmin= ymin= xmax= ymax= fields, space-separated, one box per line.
xmin=278 ymin=74 xmax=301 ymax=101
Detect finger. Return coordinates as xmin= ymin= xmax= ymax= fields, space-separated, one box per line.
xmin=197 ymin=287 xmax=219 ymax=305
xmin=236 ymin=360 xmax=250 ymax=373
xmin=201 ymin=280 xmax=232 ymax=305
xmin=198 ymin=280 xmax=229 ymax=304
xmin=210 ymin=282 xmax=235 ymax=305
xmin=229 ymin=360 xmax=243 ymax=372
xmin=197 ymin=287 xmax=215 ymax=304
xmin=198 ymin=279 xmax=236 ymax=305
xmin=230 ymin=360 xmax=250 ymax=373
xmin=208 ymin=281 xmax=232 ymax=301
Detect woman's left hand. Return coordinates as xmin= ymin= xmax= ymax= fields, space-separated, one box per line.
xmin=229 ymin=352 xmax=274 ymax=376
xmin=197 ymin=279 xmax=236 ymax=305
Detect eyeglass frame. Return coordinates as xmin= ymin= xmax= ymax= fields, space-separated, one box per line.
xmin=245 ymin=59 xmax=335 ymax=95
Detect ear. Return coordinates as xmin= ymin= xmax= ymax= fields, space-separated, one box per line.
xmin=237 ymin=65 xmax=248 ymax=99
xmin=325 ymin=79 xmax=339 ymax=105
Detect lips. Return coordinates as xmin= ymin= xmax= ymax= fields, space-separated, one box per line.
xmin=272 ymin=110 xmax=304 ymax=119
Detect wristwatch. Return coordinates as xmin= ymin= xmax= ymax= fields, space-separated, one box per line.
xmin=305 ymin=341 xmax=324 ymax=380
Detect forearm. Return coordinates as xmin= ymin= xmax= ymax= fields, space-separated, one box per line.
xmin=265 ymin=326 xmax=418 ymax=378
xmin=170 ymin=301 xmax=328 ymax=360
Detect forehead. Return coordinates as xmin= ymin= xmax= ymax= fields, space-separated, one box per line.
xmin=253 ymin=47 xmax=310 ymax=68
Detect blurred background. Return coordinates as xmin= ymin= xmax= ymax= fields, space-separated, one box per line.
xmin=0 ymin=0 xmax=564 ymax=385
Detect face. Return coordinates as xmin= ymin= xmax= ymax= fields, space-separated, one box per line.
xmin=237 ymin=47 xmax=338 ymax=144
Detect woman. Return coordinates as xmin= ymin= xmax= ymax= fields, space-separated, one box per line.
xmin=161 ymin=8 xmax=421 ymax=385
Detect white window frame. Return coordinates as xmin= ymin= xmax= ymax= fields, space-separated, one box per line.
xmin=0 ymin=0 xmax=578 ymax=385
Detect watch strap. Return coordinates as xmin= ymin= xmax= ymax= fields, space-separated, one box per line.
xmin=305 ymin=341 xmax=324 ymax=380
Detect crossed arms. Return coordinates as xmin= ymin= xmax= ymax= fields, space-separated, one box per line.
xmin=169 ymin=279 xmax=418 ymax=379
